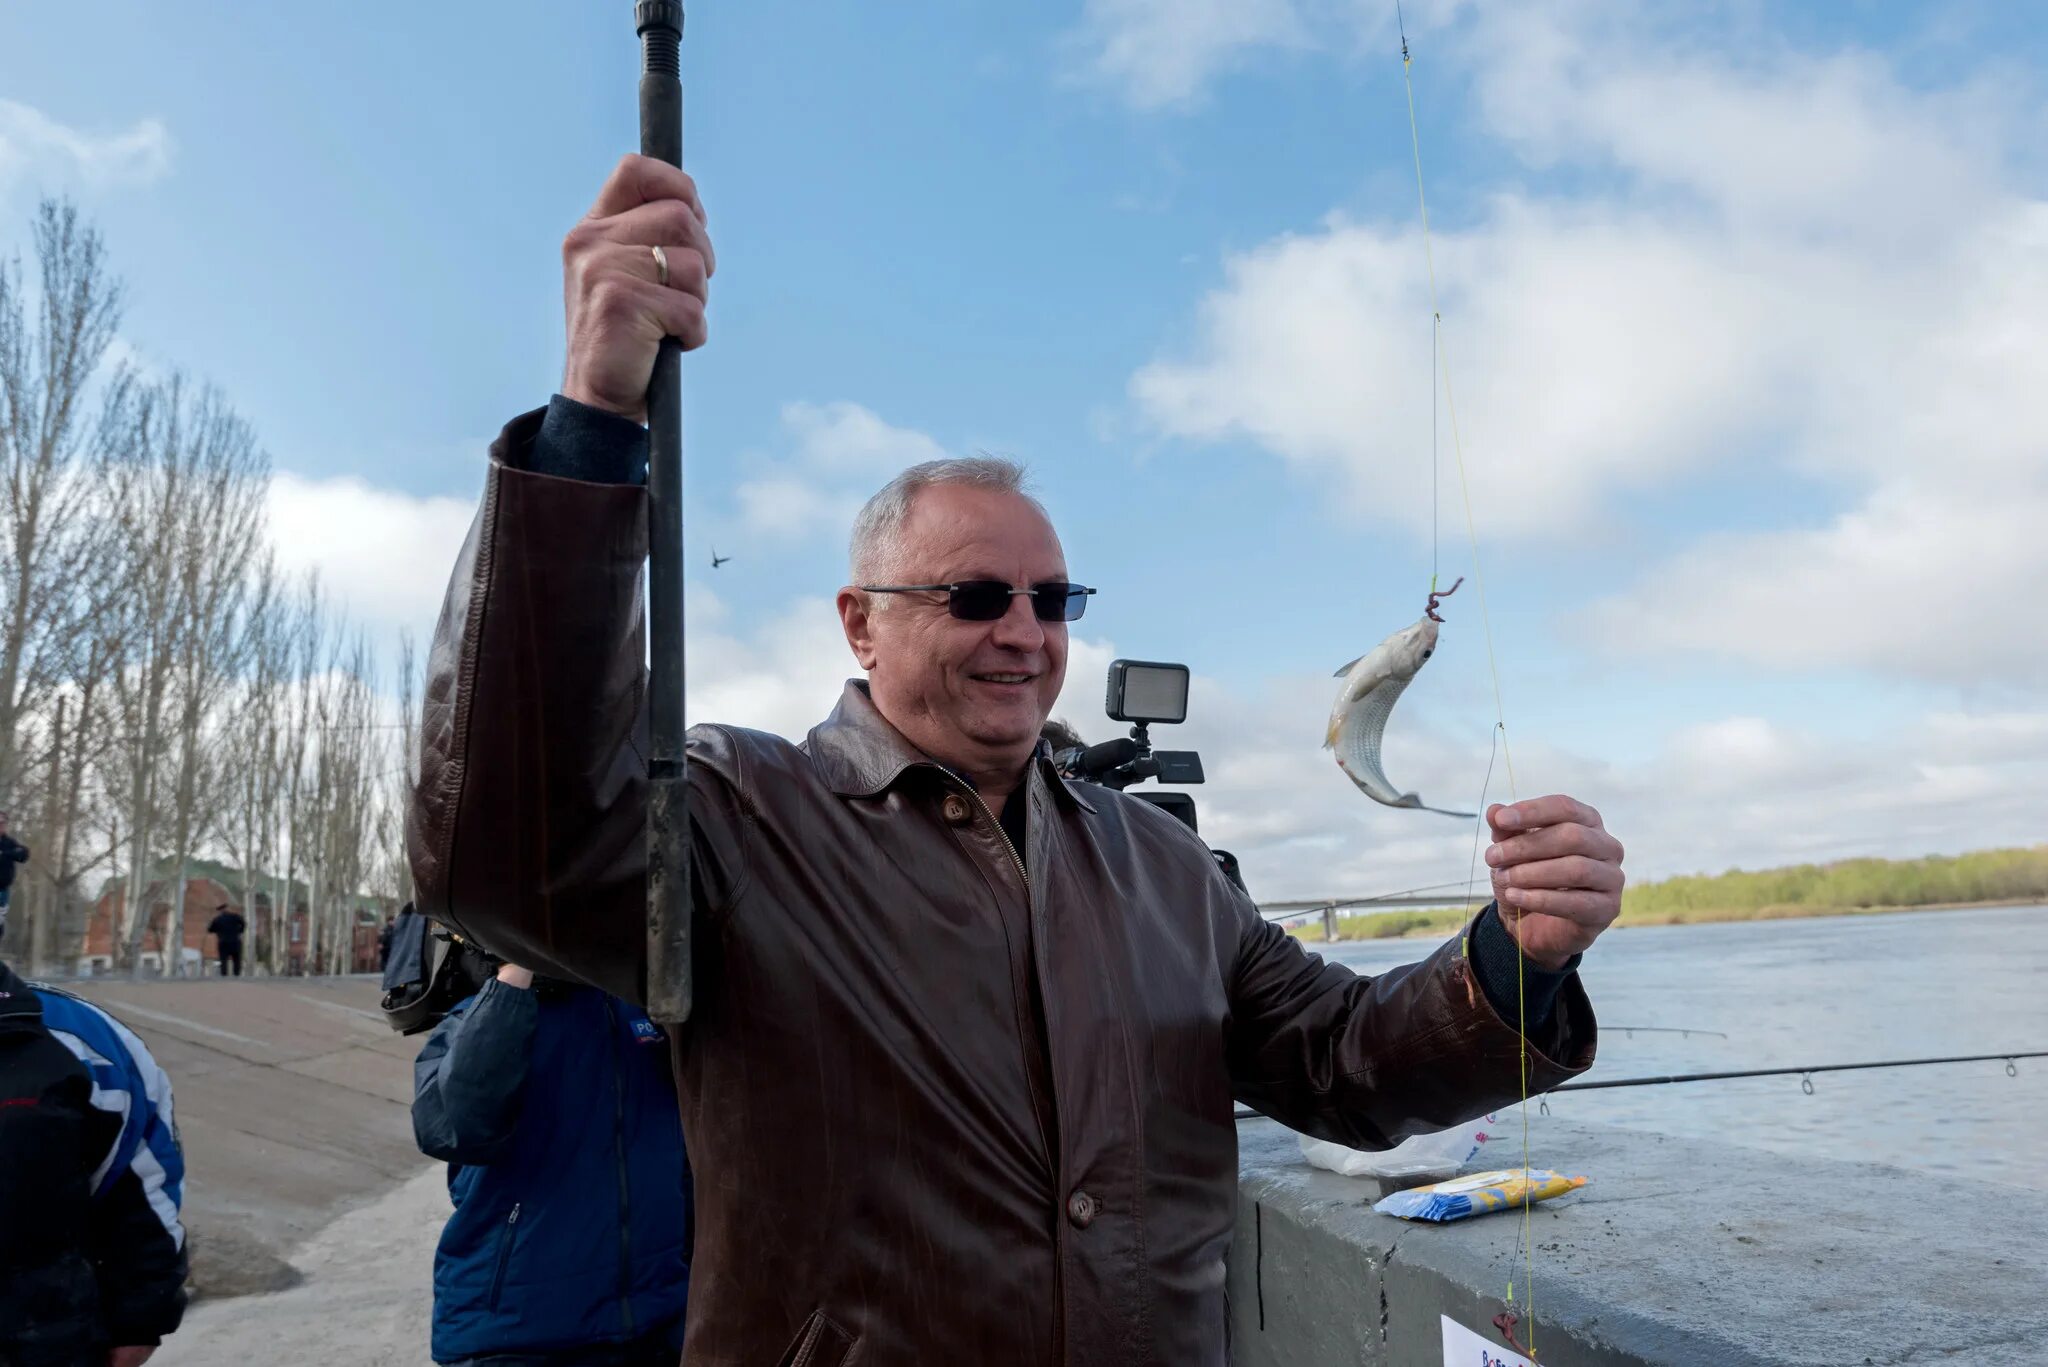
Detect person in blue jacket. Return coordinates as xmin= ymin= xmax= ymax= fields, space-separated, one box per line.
xmin=412 ymin=957 xmax=693 ymax=1367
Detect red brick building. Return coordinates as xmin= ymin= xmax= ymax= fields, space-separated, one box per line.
xmin=78 ymin=869 xmax=391 ymax=977
xmin=80 ymin=876 xmax=243 ymax=976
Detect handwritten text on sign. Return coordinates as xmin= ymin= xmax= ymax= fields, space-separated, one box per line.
xmin=1441 ymin=1314 xmax=1537 ymax=1367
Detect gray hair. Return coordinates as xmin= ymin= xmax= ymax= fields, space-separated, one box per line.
xmin=848 ymin=456 xmax=1044 ymax=585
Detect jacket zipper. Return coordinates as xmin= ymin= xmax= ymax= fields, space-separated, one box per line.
xmin=487 ymin=1202 xmax=521 ymax=1310
xmin=604 ymin=999 xmax=636 ymax=1338
xmin=962 ymin=785 xmax=1029 ymax=890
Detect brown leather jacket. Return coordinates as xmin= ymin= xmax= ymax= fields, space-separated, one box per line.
xmin=409 ymin=410 xmax=1596 ymax=1367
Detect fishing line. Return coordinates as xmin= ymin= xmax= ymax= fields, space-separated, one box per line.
xmin=1395 ymin=5 xmax=1537 ymax=1345
xmin=1464 ymin=722 xmax=1503 ymax=922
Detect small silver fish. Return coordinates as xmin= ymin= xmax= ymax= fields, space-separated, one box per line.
xmin=1324 ymin=616 xmax=1474 ymax=818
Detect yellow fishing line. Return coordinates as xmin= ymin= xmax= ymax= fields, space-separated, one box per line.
xmin=1400 ymin=30 xmax=1537 ymax=1355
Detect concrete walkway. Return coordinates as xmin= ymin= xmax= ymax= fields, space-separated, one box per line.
xmin=152 ymin=1165 xmax=443 ymax=1366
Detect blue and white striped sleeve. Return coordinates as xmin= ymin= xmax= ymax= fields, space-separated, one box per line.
xmin=39 ymin=990 xmax=189 ymax=1344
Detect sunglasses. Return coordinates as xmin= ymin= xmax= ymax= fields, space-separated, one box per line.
xmin=859 ymin=580 xmax=1097 ymax=622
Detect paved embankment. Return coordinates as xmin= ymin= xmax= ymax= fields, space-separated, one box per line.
xmin=150 ymin=1164 xmax=443 ymax=1366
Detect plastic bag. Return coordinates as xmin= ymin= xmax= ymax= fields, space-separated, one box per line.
xmin=1373 ymin=1167 xmax=1587 ymax=1223
xmin=1297 ymin=1113 xmax=1501 ymax=1184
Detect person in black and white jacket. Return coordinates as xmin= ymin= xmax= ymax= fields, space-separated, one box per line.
xmin=0 ymin=956 xmax=187 ymax=1366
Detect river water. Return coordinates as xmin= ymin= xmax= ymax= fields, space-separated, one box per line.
xmin=1317 ymin=904 xmax=2048 ymax=1192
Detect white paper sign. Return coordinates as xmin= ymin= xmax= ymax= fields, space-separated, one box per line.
xmin=1441 ymin=1313 xmax=1538 ymax=1367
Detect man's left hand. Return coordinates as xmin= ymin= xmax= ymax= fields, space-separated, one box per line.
xmin=108 ymin=1347 xmax=156 ymax=1367
xmin=1484 ymin=795 xmax=1625 ymax=970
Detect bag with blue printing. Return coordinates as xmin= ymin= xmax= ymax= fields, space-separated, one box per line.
xmin=1373 ymin=1167 xmax=1586 ymax=1223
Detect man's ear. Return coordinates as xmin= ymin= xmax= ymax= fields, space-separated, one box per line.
xmin=837 ymin=587 xmax=880 ymax=670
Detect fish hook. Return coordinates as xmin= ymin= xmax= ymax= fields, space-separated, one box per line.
xmin=1426 ymin=575 xmax=1465 ymax=623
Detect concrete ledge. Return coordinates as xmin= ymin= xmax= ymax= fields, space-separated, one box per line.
xmin=1229 ymin=1118 xmax=2048 ymax=1366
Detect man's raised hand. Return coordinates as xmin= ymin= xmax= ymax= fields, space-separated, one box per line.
xmin=560 ymin=154 xmax=715 ymax=422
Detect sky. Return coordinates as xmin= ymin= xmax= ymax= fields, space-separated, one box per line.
xmin=1 ymin=0 xmax=2043 ymax=901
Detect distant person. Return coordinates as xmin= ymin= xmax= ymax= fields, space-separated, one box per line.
xmin=413 ymin=959 xmax=693 ymax=1367
xmin=0 ymin=810 xmax=28 ymax=945
xmin=0 ymin=955 xmax=188 ymax=1366
xmin=377 ymin=914 xmax=397 ymax=972
xmin=205 ymin=905 xmax=246 ymax=977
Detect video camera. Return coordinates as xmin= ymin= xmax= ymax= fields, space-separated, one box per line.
xmin=379 ymin=906 xmax=501 ymax=1036
xmin=1054 ymin=659 xmax=1247 ymax=894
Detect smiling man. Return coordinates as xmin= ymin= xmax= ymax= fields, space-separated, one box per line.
xmin=409 ymin=155 xmax=1622 ymax=1367
xmin=843 ymin=471 xmax=1087 ymax=821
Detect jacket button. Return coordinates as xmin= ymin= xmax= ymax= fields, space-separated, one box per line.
xmin=940 ymin=793 xmax=972 ymax=825
xmin=1066 ymin=1191 xmax=1099 ymax=1229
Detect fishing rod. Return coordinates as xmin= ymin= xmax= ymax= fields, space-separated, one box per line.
xmin=638 ymin=0 xmax=692 ymax=1024
xmin=1229 ymin=1048 xmax=2048 ymax=1121
xmin=1540 ymin=1048 xmax=2048 ymax=1104
xmin=1605 ymin=1025 xmax=1729 ymax=1039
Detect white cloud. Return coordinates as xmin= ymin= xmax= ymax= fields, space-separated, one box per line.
xmin=1586 ymin=709 xmax=2048 ymax=879
xmin=732 ymin=401 xmax=950 ymax=548
xmin=1585 ymin=474 xmax=2048 ymax=687
xmin=1133 ymin=203 xmax=1799 ymax=539
xmin=732 ymin=476 xmax=863 ymax=542
xmin=0 ymin=100 xmax=172 ymax=195
xmin=780 ymin=400 xmax=948 ymax=474
xmin=1130 ymin=1 xmax=2048 ymax=685
xmin=266 ymin=472 xmax=476 ymax=639
xmin=1468 ymin=5 xmax=2011 ymax=248
xmin=100 ymin=335 xmax=164 ymax=383
xmin=1064 ymin=0 xmax=1309 ymax=109
xmin=684 ymin=592 xmax=858 ymax=739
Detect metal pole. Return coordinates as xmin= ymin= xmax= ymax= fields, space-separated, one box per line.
xmin=636 ymin=0 xmax=691 ymax=1023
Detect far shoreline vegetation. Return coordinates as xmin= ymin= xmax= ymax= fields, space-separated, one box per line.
xmin=1284 ymin=846 xmax=2048 ymax=943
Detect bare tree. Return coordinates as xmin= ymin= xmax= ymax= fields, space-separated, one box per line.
xmin=218 ymin=560 xmax=288 ymax=972
xmin=0 ymin=199 xmax=129 ymax=798
xmin=108 ymin=375 xmax=265 ymax=975
xmin=159 ymin=406 xmax=269 ymax=974
xmin=18 ymin=535 xmax=132 ymax=974
xmin=379 ymin=628 xmax=419 ymax=908
xmin=267 ymin=575 xmax=331 ymax=975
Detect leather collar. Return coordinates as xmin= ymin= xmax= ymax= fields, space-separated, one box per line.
xmin=805 ymin=680 xmax=1095 ymax=813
